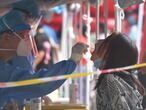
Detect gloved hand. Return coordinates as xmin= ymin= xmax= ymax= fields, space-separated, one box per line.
xmin=17 ymin=39 xmax=32 ymax=56
xmin=70 ymin=42 xmax=89 ymax=63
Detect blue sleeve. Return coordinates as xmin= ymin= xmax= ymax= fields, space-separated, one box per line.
xmin=0 ymin=56 xmax=76 ymax=106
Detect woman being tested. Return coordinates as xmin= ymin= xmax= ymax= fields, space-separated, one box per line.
xmin=91 ymin=32 xmax=145 ymax=110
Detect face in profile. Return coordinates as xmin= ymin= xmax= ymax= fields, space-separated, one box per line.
xmin=91 ymin=32 xmax=138 ymax=69
xmin=91 ymin=40 xmax=103 ymax=61
xmin=90 ymin=39 xmax=109 ymax=69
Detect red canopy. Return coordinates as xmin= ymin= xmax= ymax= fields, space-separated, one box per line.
xmin=90 ymin=0 xmax=115 ymax=32
xmin=41 ymin=13 xmax=62 ymax=32
xmin=42 ymin=1 xmax=115 ymax=33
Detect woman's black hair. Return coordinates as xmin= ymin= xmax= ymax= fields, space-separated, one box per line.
xmin=103 ymin=32 xmax=138 ymax=69
xmin=95 ymin=32 xmax=145 ymax=95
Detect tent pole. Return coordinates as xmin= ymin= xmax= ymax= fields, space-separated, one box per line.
xmin=96 ymin=0 xmax=100 ymax=40
xmin=137 ymin=3 xmax=144 ymax=63
xmin=104 ymin=0 xmax=108 ymax=38
xmin=114 ymin=0 xmax=124 ymax=32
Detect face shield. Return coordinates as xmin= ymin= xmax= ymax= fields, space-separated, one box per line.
xmin=1 ymin=17 xmax=39 ymax=57
xmin=29 ymin=16 xmax=42 ymax=56
xmin=28 ymin=34 xmax=38 ymax=56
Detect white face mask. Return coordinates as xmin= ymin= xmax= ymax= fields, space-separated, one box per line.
xmin=16 ymin=39 xmax=32 ymax=56
xmin=14 ymin=32 xmax=32 ymax=56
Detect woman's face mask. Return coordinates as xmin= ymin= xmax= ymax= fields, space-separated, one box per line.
xmin=127 ymin=15 xmax=135 ymax=25
xmin=93 ymin=58 xmax=103 ymax=68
